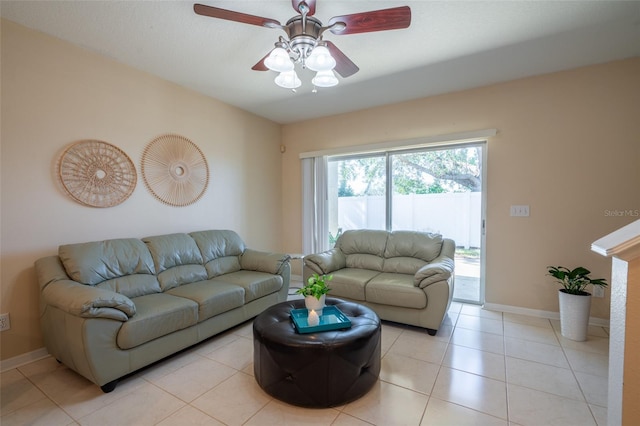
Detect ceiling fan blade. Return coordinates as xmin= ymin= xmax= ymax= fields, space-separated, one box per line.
xmin=292 ymin=0 xmax=316 ymax=16
xmin=325 ymin=41 xmax=359 ymax=78
xmin=194 ymin=4 xmax=280 ymax=28
xmin=328 ymin=6 xmax=411 ymax=35
xmin=251 ymin=50 xmax=273 ymax=71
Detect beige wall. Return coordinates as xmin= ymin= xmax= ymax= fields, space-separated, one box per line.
xmin=281 ymin=57 xmax=640 ymax=318
xmin=2 ymin=16 xmax=638 ymax=363
xmin=0 ymin=20 xmax=283 ymax=360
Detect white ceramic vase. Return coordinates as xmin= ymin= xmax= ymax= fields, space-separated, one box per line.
xmin=558 ymin=289 xmax=591 ymax=341
xmin=304 ymin=294 xmax=326 ymax=314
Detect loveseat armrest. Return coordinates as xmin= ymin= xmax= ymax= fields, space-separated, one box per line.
xmin=240 ymin=249 xmax=291 ymax=275
xmin=304 ymin=249 xmax=347 ymax=275
xmin=414 ymin=239 xmax=455 ymax=288
xmin=41 ymin=280 xmax=136 ymax=321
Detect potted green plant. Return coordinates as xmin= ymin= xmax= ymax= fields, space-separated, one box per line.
xmin=547 ymin=265 xmax=607 ymax=341
xmin=296 ymin=273 xmax=332 ymax=313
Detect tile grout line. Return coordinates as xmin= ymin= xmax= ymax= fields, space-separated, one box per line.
xmin=553 ymin=324 xmax=606 ymax=425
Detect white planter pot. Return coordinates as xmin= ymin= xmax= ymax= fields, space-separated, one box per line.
xmin=558 ymin=289 xmax=592 ymax=341
xmin=304 ymin=294 xmax=326 ymax=314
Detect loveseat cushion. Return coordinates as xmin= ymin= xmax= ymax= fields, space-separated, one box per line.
xmin=211 ymin=271 xmax=283 ymax=303
xmin=338 ymin=230 xmax=389 ymax=256
xmin=384 ymin=231 xmax=443 ymax=263
xmin=381 ymin=257 xmax=426 ymax=275
xmin=345 ymin=253 xmax=385 ymax=272
xmin=59 ymin=238 xmax=160 ymax=298
xmin=339 ymin=230 xmax=388 ymax=272
xmin=325 ymin=268 xmax=381 ymax=301
xmin=366 ymin=273 xmax=427 ymax=309
xmin=190 ymin=230 xmax=244 ymax=277
xmin=143 ymin=233 xmax=207 ymax=291
xmin=117 ymin=293 xmax=198 ymax=350
xmin=167 ymin=281 xmax=245 ymax=321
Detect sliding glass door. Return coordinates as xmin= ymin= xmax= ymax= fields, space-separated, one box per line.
xmin=390 ymin=145 xmax=483 ymax=304
xmin=327 ymin=154 xmax=387 ymax=243
xmin=327 ymin=143 xmax=485 ymax=304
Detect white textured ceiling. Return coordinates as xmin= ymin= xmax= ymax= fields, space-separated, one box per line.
xmin=2 ymin=1 xmax=639 ymax=124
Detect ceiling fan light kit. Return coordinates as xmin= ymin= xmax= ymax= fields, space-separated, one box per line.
xmin=274 ymin=70 xmax=302 ymax=89
xmin=306 ymin=44 xmax=336 ymax=72
xmin=312 ymin=70 xmax=338 ymax=88
xmin=264 ymin=46 xmax=295 ymax=72
xmin=194 ymin=1 xmax=411 ymax=92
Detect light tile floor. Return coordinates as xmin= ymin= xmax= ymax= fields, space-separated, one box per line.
xmin=1 ymin=302 xmax=609 ymax=426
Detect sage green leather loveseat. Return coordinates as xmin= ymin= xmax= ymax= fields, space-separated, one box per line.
xmin=303 ymin=230 xmax=454 ymax=335
xmin=35 ymin=230 xmax=290 ymax=392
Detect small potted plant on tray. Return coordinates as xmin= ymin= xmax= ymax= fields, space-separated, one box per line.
xmin=547 ymin=265 xmax=607 ymax=341
xmin=297 ymin=273 xmax=332 ymax=313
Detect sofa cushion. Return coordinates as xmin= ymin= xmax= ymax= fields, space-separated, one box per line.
xmin=384 ymin=231 xmax=443 ymax=263
xmin=190 ymin=230 xmax=245 ymax=261
xmin=190 ymin=230 xmax=244 ymax=277
xmin=203 ymin=257 xmax=242 ymax=278
xmin=97 ymin=274 xmax=162 ymax=299
xmin=211 ymin=271 xmax=283 ymax=303
xmin=118 ymin=293 xmax=198 ymax=350
xmin=143 ymin=233 xmax=204 ymax=273
xmin=366 ymin=273 xmax=427 ymax=309
xmin=59 ymin=238 xmax=157 ymax=289
xmin=167 ymin=280 xmax=245 ymax=321
xmin=327 ymin=268 xmax=381 ymax=301
xmin=143 ymin=233 xmax=207 ymax=291
xmin=157 ymin=265 xmax=208 ymax=292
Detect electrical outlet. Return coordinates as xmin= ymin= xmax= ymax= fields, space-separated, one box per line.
xmin=592 ymin=286 xmax=605 ymax=298
xmin=0 ymin=313 xmax=10 ymax=331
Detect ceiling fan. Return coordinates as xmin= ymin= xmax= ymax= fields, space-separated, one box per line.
xmin=194 ymin=1 xmax=411 ymax=90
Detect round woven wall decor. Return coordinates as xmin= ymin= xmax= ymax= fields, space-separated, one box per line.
xmin=58 ymin=140 xmax=137 ymax=208
xmin=141 ymin=134 xmax=209 ymax=207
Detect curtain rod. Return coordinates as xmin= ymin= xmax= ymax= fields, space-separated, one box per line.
xmin=299 ymin=128 xmax=497 ymax=159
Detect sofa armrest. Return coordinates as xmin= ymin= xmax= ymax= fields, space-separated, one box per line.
xmin=414 ymin=239 xmax=455 ymax=288
xmin=41 ymin=280 xmax=136 ymax=321
xmin=304 ymin=249 xmax=346 ymax=275
xmin=240 ymin=249 xmax=291 ymax=275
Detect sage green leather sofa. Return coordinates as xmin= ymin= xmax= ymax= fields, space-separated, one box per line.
xmin=35 ymin=230 xmax=290 ymax=392
xmin=303 ymin=230 xmax=454 ymax=335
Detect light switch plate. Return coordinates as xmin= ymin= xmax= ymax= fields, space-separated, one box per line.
xmin=510 ymin=205 xmax=530 ymax=217
xmin=0 ymin=313 xmax=10 ymax=332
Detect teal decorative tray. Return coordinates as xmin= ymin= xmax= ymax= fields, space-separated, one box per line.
xmin=290 ymin=306 xmax=352 ymax=334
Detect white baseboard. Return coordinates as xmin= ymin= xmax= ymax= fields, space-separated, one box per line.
xmin=0 ymin=348 xmax=50 ymax=372
xmin=482 ymin=302 xmax=610 ymax=328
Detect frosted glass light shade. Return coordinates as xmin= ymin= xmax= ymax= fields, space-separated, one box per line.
xmin=306 ymin=45 xmax=336 ymax=71
xmin=264 ymin=47 xmax=294 ymax=72
xmin=312 ymin=70 xmax=339 ymax=87
xmin=275 ymin=70 xmax=301 ymax=89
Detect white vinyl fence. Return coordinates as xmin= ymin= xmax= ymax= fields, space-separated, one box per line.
xmin=334 ymin=192 xmax=481 ymax=248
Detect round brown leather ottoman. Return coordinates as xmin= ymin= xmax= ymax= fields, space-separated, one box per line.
xmin=253 ymin=298 xmax=381 ymax=408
